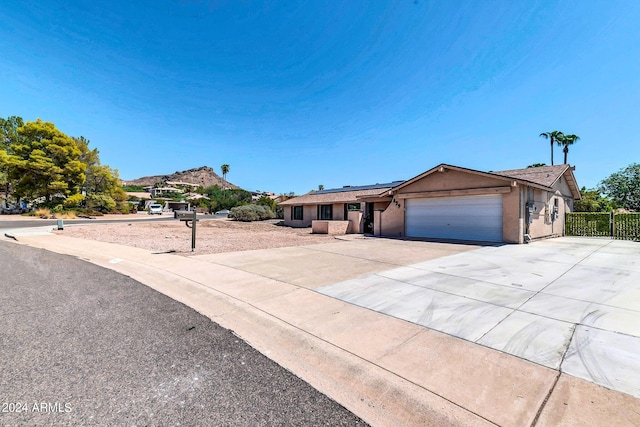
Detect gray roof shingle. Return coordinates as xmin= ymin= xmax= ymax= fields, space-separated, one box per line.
xmin=279 ymin=187 xmax=394 ymax=205
xmin=491 ymin=165 xmax=570 ymax=187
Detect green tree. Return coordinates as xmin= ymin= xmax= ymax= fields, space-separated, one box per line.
xmin=1 ymin=119 xmax=86 ymax=203
xmin=0 ymin=116 xmax=24 ymax=201
xmin=0 ymin=116 xmax=24 ymax=150
xmin=220 ymin=164 xmax=230 ymax=190
xmin=557 ymin=134 xmax=580 ymax=164
xmin=599 ymin=163 xmax=640 ymax=211
xmin=539 ymin=131 xmax=564 ymax=166
xmin=85 ymin=193 xmax=117 ymax=212
xmin=573 ymin=187 xmax=614 ymax=212
xmin=256 ymin=195 xmax=276 ymax=211
xmin=203 ymin=185 xmax=251 ymax=210
xmin=74 ymin=136 xmax=127 ymax=211
xmin=527 ymin=163 xmax=547 ymax=168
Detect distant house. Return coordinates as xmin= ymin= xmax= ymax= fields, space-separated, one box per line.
xmin=125 ymin=191 xmax=151 ymax=200
xmin=279 ymin=164 xmax=581 ymax=244
xmin=186 ymin=194 xmax=210 ymax=201
xmin=251 ymin=191 xmax=279 ymax=201
xmin=165 ymin=181 xmax=201 ymax=191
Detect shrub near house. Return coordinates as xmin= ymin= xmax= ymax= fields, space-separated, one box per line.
xmin=229 ymin=205 xmax=276 ymax=222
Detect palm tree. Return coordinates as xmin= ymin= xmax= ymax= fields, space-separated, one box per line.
xmin=539 ymin=131 xmax=564 ymax=165
xmin=557 ymin=134 xmax=580 ymax=164
xmin=220 ymin=164 xmax=230 ymax=190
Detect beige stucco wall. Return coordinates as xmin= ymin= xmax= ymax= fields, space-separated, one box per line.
xmin=333 ymin=203 xmax=347 ymax=221
xmin=311 ymin=220 xmax=350 ymax=235
xmin=527 ymin=190 xmax=554 ymax=238
xmin=347 ymin=211 xmax=363 ymax=233
xmin=282 ymin=204 xmax=317 ymax=228
xmin=502 ymin=187 xmax=522 ymax=244
xmin=282 ymin=202 xmax=362 ymax=228
xmin=400 ymin=169 xmax=507 ymax=193
xmin=525 ymin=177 xmax=574 ymax=240
xmin=378 ymin=198 xmax=404 ymax=237
xmin=311 ymin=220 xmax=328 ymax=234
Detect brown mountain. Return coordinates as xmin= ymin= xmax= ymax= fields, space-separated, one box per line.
xmin=124 ymin=166 xmax=239 ymax=189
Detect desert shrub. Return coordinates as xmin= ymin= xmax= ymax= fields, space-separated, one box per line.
xmin=230 ymin=205 xmax=259 ymax=221
xmin=85 ymin=193 xmax=116 ymax=213
xmin=116 ymin=203 xmax=131 ymax=214
xmin=51 ymin=204 xmax=64 ymax=213
xmin=53 ymin=211 xmax=77 ymax=219
xmin=274 ymin=205 xmax=284 ymax=219
xmin=229 ymin=204 xmax=276 ymax=222
xmin=256 ymin=195 xmax=277 ymax=211
xmin=35 ymin=207 xmax=51 ymax=218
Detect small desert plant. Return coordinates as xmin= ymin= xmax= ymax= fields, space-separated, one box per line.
xmin=35 ymin=207 xmax=52 ymax=218
xmin=53 ymin=211 xmax=78 ymax=219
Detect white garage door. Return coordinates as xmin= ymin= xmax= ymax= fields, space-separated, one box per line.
xmin=406 ymin=194 xmax=503 ymax=242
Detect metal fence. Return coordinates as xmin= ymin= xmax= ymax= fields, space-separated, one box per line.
xmin=565 ymin=212 xmax=640 ymax=240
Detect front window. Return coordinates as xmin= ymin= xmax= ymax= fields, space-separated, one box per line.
xmin=318 ymin=204 xmax=333 ymax=220
xmin=346 ymin=203 xmax=361 ymax=211
xmin=292 ymin=206 xmax=303 ymax=220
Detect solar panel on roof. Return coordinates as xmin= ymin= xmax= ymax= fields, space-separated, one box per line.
xmin=312 ymin=181 xmax=405 ymax=194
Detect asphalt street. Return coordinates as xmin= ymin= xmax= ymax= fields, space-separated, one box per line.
xmin=0 ymin=240 xmax=367 ymax=426
xmin=0 ymin=216 xmax=173 ymax=230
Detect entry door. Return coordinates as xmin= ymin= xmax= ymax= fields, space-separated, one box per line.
xmin=405 ymin=194 xmax=503 ymax=242
xmin=363 ymin=202 xmax=374 ymax=234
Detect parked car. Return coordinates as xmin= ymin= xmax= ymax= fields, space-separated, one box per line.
xmin=215 ymin=209 xmax=230 ymax=217
xmin=148 ymin=204 xmax=163 ymax=215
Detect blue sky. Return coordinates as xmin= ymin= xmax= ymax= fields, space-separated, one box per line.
xmin=1 ymin=1 xmax=639 ymax=194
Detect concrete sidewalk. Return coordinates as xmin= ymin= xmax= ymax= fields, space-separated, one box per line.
xmin=6 ymin=233 xmax=640 ymax=426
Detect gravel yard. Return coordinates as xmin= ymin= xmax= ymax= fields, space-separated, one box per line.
xmin=55 ymin=219 xmax=343 ymax=255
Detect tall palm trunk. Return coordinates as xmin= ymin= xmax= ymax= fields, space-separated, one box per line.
xmin=540 ymin=131 xmax=564 ymax=166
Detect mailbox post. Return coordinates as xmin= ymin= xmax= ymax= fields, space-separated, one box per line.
xmin=175 ymin=210 xmax=198 ymax=251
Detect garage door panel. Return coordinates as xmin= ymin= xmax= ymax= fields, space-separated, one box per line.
xmin=406 ymin=195 xmax=503 ymax=242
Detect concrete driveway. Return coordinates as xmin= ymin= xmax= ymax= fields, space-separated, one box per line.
xmin=315 ymin=237 xmax=640 ymax=398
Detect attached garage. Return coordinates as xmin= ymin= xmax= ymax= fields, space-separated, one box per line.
xmin=405 ymin=194 xmax=503 ymax=242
